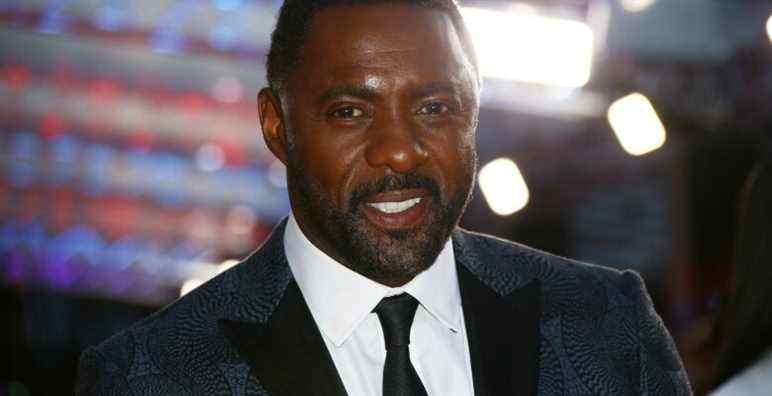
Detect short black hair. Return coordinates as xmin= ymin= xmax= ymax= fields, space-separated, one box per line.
xmin=266 ymin=0 xmax=479 ymax=96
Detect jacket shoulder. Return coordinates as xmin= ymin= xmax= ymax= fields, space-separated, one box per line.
xmin=75 ymin=250 xmax=282 ymax=395
xmin=76 ymin=265 xmax=245 ymax=394
xmin=454 ymin=227 xmax=638 ymax=301
xmin=454 ymin=228 xmax=691 ymax=395
xmin=76 ymin=222 xmax=290 ymax=395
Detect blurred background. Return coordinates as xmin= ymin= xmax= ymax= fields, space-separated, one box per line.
xmin=0 ymin=0 xmax=770 ymax=394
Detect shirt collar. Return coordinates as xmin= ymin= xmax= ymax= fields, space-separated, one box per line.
xmin=283 ymin=214 xmax=462 ymax=347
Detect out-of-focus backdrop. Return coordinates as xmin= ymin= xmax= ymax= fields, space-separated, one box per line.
xmin=0 ymin=0 xmax=770 ymax=394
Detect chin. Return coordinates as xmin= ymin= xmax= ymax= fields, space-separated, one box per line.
xmin=339 ymin=202 xmax=457 ymax=283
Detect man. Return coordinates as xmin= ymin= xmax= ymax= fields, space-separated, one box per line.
xmin=76 ymin=1 xmax=691 ymax=395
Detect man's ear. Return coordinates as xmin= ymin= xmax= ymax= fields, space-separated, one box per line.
xmin=258 ymin=88 xmax=289 ymax=165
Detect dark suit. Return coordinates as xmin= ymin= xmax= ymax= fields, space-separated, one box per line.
xmin=76 ymin=220 xmax=691 ymax=395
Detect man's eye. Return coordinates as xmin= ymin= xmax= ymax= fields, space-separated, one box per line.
xmin=330 ymin=106 xmax=365 ymax=119
xmin=417 ymin=102 xmax=449 ymax=115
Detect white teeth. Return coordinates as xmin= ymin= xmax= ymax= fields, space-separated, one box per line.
xmin=367 ymin=197 xmax=422 ymax=214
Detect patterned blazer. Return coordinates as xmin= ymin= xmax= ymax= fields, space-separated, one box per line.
xmin=76 ymin=220 xmax=692 ymax=395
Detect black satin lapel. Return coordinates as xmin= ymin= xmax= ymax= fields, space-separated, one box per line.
xmin=458 ymin=264 xmax=541 ymax=396
xmin=219 ymin=281 xmax=347 ymax=396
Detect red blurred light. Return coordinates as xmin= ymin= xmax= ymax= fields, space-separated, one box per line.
xmin=129 ymin=129 xmax=155 ymax=152
xmin=51 ymin=188 xmax=77 ymax=232
xmin=97 ymin=197 xmax=143 ymax=240
xmin=0 ymin=180 xmax=8 ymax=218
xmin=19 ymin=189 xmax=44 ymax=222
xmin=1 ymin=64 xmax=31 ymax=91
xmin=40 ymin=113 xmax=69 ymax=139
xmin=218 ymin=139 xmax=246 ymax=166
xmin=179 ymin=93 xmax=208 ymax=116
xmin=88 ymin=78 xmax=123 ymax=102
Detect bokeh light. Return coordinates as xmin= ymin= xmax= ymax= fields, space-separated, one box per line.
xmin=607 ymin=93 xmax=667 ymax=156
xmin=478 ymin=158 xmax=530 ymax=216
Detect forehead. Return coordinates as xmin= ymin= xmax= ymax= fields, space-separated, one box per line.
xmin=290 ymin=4 xmax=474 ymax=92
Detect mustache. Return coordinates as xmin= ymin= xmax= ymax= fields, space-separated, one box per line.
xmin=348 ymin=172 xmax=441 ymax=210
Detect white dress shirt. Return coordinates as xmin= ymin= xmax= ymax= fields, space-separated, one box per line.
xmin=710 ymin=348 xmax=772 ymax=396
xmin=284 ymin=214 xmax=475 ymax=396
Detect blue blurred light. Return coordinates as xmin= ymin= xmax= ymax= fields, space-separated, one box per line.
xmin=0 ymin=220 xmax=23 ymax=251
xmin=8 ymin=132 xmax=41 ymax=187
xmin=38 ymin=15 xmax=68 ymax=34
xmin=151 ymin=30 xmax=186 ymax=55
xmin=0 ymin=0 xmax=19 ymax=13
xmin=2 ymin=248 xmax=30 ymax=284
xmin=82 ymin=143 xmax=117 ymax=196
xmin=209 ymin=25 xmax=238 ymax=51
xmin=9 ymin=132 xmax=39 ymax=159
xmin=37 ymin=0 xmax=74 ymax=34
xmin=150 ymin=152 xmax=190 ymax=206
xmin=52 ymin=224 xmax=105 ymax=265
xmin=151 ymin=0 xmax=195 ymax=55
xmin=50 ymin=135 xmax=80 ymax=163
xmin=18 ymin=220 xmax=47 ymax=258
xmin=49 ymin=135 xmax=81 ymax=186
xmin=7 ymin=160 xmax=37 ymax=186
xmin=213 ymin=0 xmax=243 ymax=11
xmin=106 ymin=236 xmax=145 ymax=270
xmin=48 ymin=254 xmax=82 ymax=289
xmin=169 ymin=241 xmax=201 ymax=262
xmin=94 ymin=3 xmax=130 ymax=32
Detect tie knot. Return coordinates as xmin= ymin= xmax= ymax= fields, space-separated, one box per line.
xmin=374 ymin=293 xmax=420 ymax=349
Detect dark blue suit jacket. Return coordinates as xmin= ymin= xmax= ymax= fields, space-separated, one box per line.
xmin=76 ymin=221 xmax=691 ymax=395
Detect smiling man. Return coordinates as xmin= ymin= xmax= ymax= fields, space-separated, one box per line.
xmin=76 ymin=1 xmax=691 ymax=395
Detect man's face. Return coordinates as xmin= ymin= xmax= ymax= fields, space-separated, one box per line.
xmin=260 ymin=4 xmax=480 ymax=286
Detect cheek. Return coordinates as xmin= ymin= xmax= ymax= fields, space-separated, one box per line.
xmin=451 ymin=132 xmax=477 ymax=184
xmin=440 ymin=119 xmax=476 ymax=155
xmin=447 ymin=127 xmax=475 ymax=164
xmin=292 ymin=123 xmax=366 ymax=205
xmin=459 ymin=125 xmax=477 ymax=152
xmin=424 ymin=125 xmax=476 ymax=194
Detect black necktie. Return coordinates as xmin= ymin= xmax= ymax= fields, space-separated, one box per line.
xmin=374 ymin=293 xmax=429 ymax=396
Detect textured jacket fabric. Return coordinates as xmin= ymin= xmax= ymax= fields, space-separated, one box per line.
xmin=76 ymin=221 xmax=692 ymax=395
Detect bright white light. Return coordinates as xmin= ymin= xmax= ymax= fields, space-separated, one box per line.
xmin=508 ymin=2 xmax=537 ymax=14
xmin=218 ymin=259 xmax=240 ymax=273
xmin=607 ymin=93 xmax=666 ymax=156
xmin=478 ymin=158 xmax=530 ymax=216
xmin=461 ymin=7 xmax=594 ymax=88
xmin=195 ymin=143 xmax=225 ymax=172
xmin=766 ymin=14 xmax=772 ymax=44
xmin=620 ymin=0 xmax=656 ymax=13
xmin=180 ymin=278 xmax=205 ymax=296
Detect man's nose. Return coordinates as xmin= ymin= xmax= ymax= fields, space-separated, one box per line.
xmin=364 ymin=116 xmax=429 ymax=173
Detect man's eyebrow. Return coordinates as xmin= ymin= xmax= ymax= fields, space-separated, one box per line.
xmin=412 ymin=82 xmax=463 ymax=98
xmin=317 ymin=84 xmax=380 ymax=104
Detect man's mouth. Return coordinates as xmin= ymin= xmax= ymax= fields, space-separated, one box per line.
xmin=366 ymin=197 xmax=422 ymax=213
xmin=360 ymin=188 xmax=431 ymax=230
